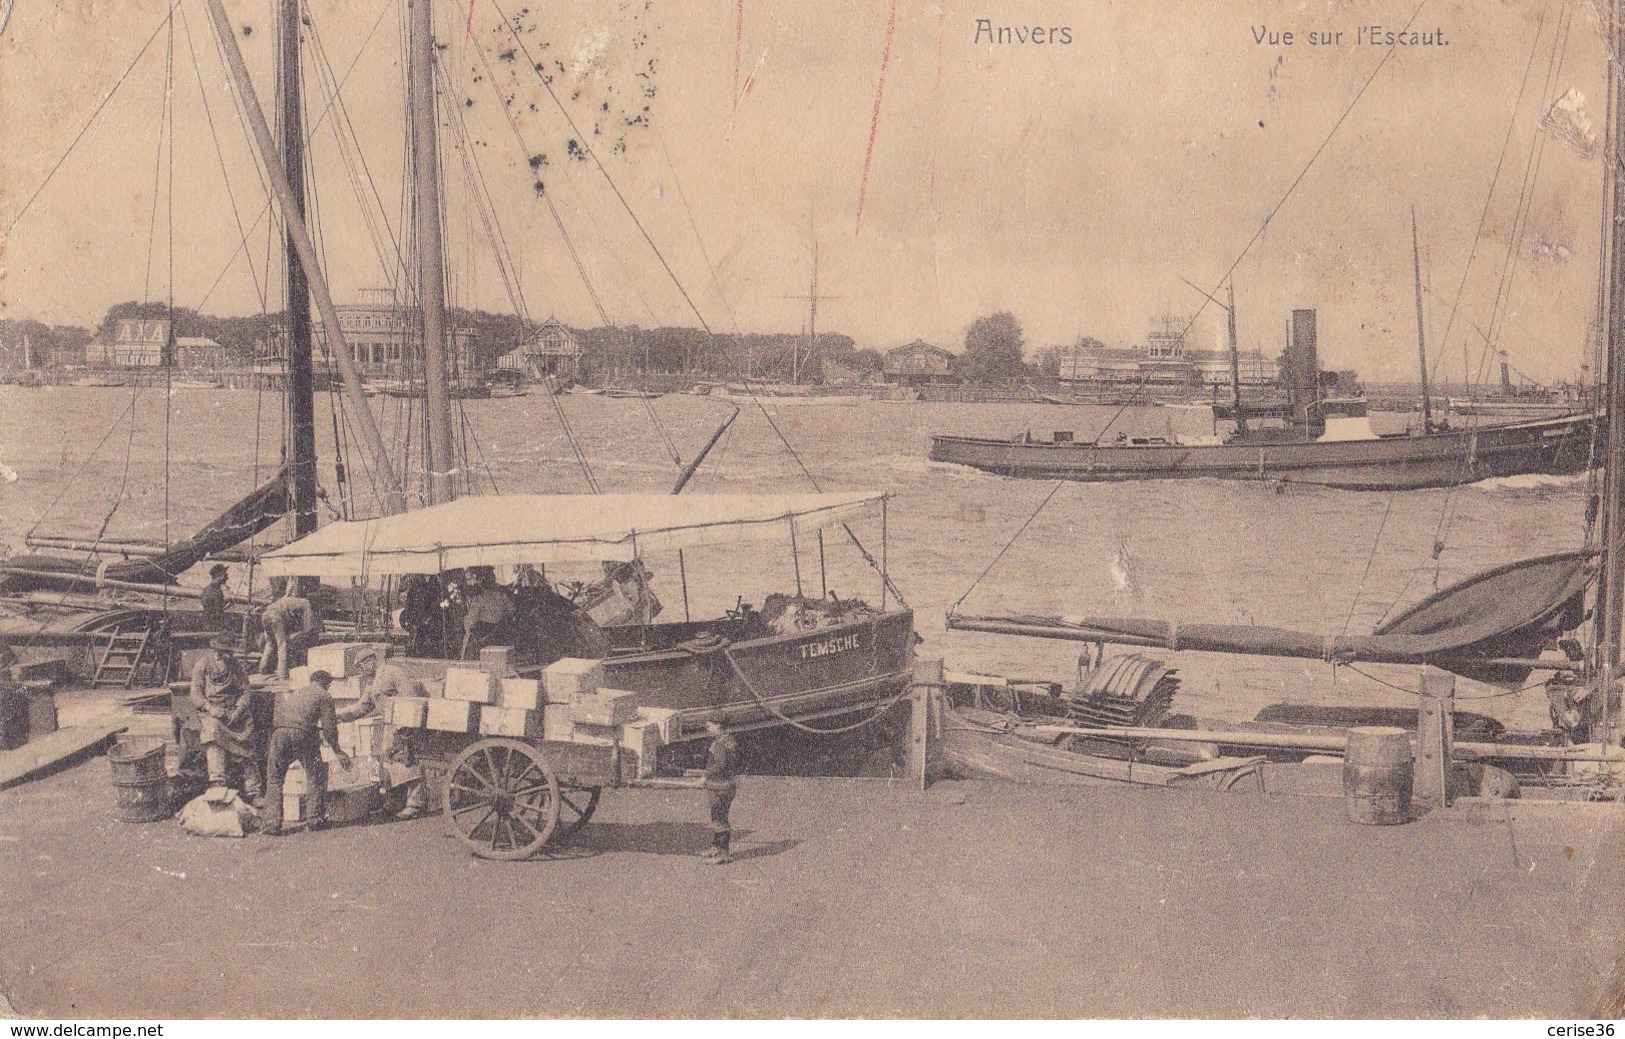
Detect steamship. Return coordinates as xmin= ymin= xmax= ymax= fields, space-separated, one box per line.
xmin=928 ymin=309 xmax=1597 ymax=491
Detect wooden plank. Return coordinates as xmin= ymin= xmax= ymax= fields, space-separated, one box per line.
xmin=1030 ymin=723 xmax=1623 ymax=762
xmin=0 ymin=725 xmax=128 ymax=790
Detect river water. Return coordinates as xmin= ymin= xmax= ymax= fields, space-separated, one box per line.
xmin=0 ymin=385 xmax=1588 ymax=731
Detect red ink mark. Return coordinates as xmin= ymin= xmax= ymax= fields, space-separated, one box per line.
xmin=733 ymin=0 xmax=745 ymax=110
xmin=854 ymin=0 xmax=898 ymax=237
xmin=465 ymin=0 xmax=476 ymax=43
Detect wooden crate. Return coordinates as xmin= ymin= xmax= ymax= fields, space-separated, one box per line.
xmin=307 ymin=642 xmax=378 ymax=679
xmin=387 ymin=696 xmax=430 ymax=728
xmin=426 ymin=699 xmax=479 ymax=733
xmin=541 ymin=703 xmax=573 ymax=741
xmin=620 ymin=720 xmax=662 ymax=780
xmin=498 ymin=677 xmax=545 ymax=711
xmin=444 ymin=667 xmax=498 ymax=704
xmin=572 ymin=689 xmax=638 ymax=727
xmin=479 ymin=705 xmax=543 ymax=738
xmin=569 ymin=721 xmax=618 ymax=746
xmin=479 ymin=645 xmax=516 ymax=677
xmin=542 ymin=657 xmax=605 ymax=703
xmin=636 ymin=706 xmax=683 ymax=744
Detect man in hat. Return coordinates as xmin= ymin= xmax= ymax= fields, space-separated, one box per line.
xmin=262 ymin=669 xmax=349 ymax=836
xmin=337 ymin=652 xmax=429 ymax=821
xmin=189 ymin=634 xmax=263 ymax=804
xmin=700 ymin=714 xmax=740 ymax=865
xmin=199 ymin=564 xmax=230 ymax=631
xmin=258 ymin=577 xmax=320 ymax=680
xmin=459 ymin=569 xmax=513 ymax=660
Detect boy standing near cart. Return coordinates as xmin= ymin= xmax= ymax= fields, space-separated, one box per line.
xmin=701 ymin=715 xmax=739 ymax=865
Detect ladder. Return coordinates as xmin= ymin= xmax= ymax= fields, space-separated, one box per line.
xmin=92 ymin=624 xmax=153 ymax=689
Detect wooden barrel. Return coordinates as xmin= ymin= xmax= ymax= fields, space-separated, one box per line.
xmin=1343 ymin=726 xmax=1412 ymax=825
xmin=112 ymin=779 xmax=173 ymax=823
xmin=108 ymin=736 xmax=173 ymax=823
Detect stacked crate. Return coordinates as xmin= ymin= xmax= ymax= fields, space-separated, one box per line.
xmin=540 ymin=658 xmax=673 ymax=778
xmin=374 ymin=652 xmax=679 ymax=778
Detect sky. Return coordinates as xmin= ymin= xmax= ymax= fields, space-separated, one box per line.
xmin=0 ymin=0 xmax=1611 ymax=382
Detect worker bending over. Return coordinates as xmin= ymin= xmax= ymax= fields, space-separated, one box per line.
xmin=262 ymin=669 xmax=348 ymax=836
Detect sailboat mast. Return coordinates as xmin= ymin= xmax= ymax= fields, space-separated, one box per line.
xmin=408 ymin=0 xmax=455 ymax=505
xmin=204 ymin=0 xmax=405 ymax=513
xmin=802 ymin=240 xmax=819 ymax=386
xmin=1595 ymin=9 xmax=1625 ymax=746
xmin=1226 ymin=279 xmax=1245 ymax=433
xmin=1412 ymin=206 xmax=1433 ymax=432
xmin=279 ymin=0 xmax=318 ymax=541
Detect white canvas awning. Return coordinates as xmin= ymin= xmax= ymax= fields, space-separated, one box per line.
xmin=259 ymin=492 xmax=884 ymax=579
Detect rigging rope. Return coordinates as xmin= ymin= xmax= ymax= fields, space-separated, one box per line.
xmin=1157 ymin=0 xmax=1436 ymax=377
xmin=3 ymin=0 xmax=185 ymax=237
xmin=1424 ymin=0 xmax=1553 ymax=395
xmin=180 ymin=8 xmax=269 ymax=313
xmin=1423 ymin=2 xmax=1572 ymax=587
xmin=487 ymin=0 xmax=716 ymax=334
xmin=1371 ymin=5 xmax=1569 ymax=625
xmin=723 ymin=644 xmax=915 ymax=735
xmin=141 ymin=27 xmax=170 ymax=309
xmin=949 ymin=480 xmax=1063 ymax=616
xmin=1340 ymin=492 xmax=1398 ymax=637
xmin=307 ymin=11 xmax=407 ymax=287
xmin=190 ymin=0 xmax=396 ymax=317
xmin=748 ymin=397 xmax=908 ymax=607
xmin=1090 ymin=0 xmax=1434 ymax=444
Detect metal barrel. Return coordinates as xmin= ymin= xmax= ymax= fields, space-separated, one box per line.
xmin=1342 ymin=726 xmax=1413 ymax=825
xmin=107 ymin=736 xmax=173 ymax=823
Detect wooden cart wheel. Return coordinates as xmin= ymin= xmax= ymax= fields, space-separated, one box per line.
xmin=554 ymin=782 xmax=602 ymax=839
xmin=444 ymin=738 xmax=560 ymax=860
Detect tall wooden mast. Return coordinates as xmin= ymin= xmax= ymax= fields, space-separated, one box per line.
xmin=204 ymin=0 xmax=405 ymax=513
xmin=1594 ymin=6 xmax=1625 ymax=746
xmin=408 ymin=0 xmax=455 ymax=504
xmin=279 ymin=0 xmax=318 ymax=540
xmin=1226 ymin=279 xmax=1246 ymax=434
xmin=1411 ymin=206 xmax=1433 ymax=433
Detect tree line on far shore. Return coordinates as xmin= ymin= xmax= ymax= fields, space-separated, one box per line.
xmin=0 ymin=302 xmax=1061 ymax=384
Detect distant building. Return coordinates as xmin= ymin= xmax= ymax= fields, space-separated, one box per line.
xmin=174 ymin=336 xmax=228 ymax=370
xmin=50 ymin=340 xmax=86 ymax=367
xmin=497 ymin=316 xmax=582 ymax=380
xmin=81 ymin=321 xmax=233 ymax=370
xmin=87 ymin=318 xmax=169 ymax=367
xmin=259 ymin=289 xmax=478 ymax=377
xmin=882 ymin=340 xmax=955 ymax=385
xmin=1056 ymin=326 xmax=1277 ymax=389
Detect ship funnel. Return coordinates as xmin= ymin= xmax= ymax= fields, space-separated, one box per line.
xmin=1283 ymin=308 xmax=1321 ymax=431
